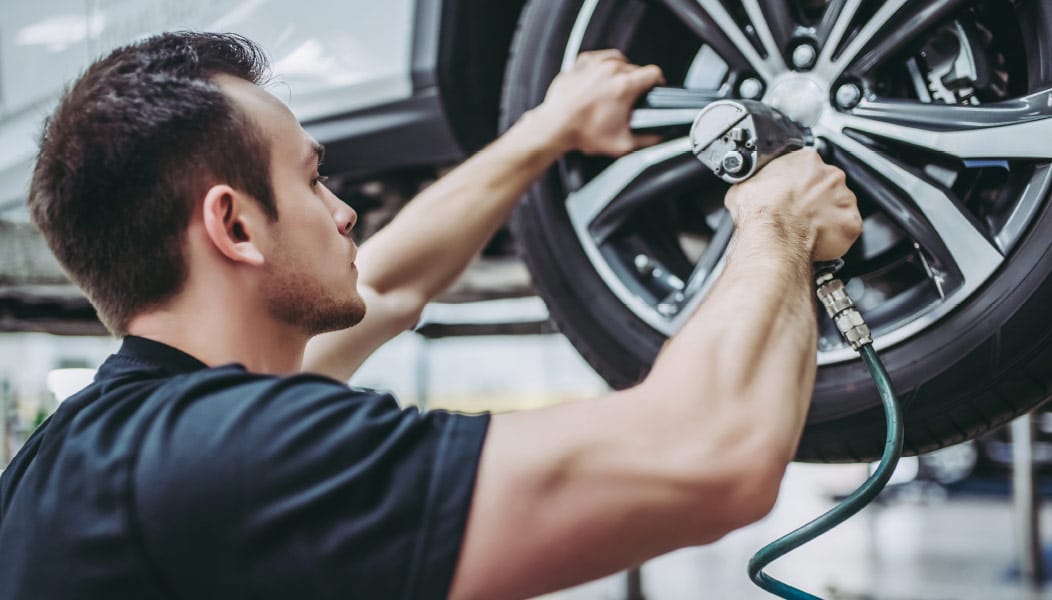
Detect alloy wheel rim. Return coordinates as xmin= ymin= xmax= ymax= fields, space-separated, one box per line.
xmin=558 ymin=0 xmax=1052 ymax=365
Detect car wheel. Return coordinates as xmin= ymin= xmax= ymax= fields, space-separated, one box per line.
xmin=501 ymin=0 xmax=1052 ymax=461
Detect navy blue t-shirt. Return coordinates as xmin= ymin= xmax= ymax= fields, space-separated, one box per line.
xmin=0 ymin=336 xmax=489 ymax=599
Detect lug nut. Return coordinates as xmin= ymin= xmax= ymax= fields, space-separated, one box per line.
xmin=634 ymin=254 xmax=655 ymax=275
xmin=835 ymin=82 xmax=863 ymax=109
xmin=656 ymin=303 xmax=677 ymax=317
xmin=738 ymin=77 xmax=764 ymax=100
xmin=791 ymin=42 xmax=817 ymax=70
xmin=722 ymin=151 xmax=746 ymax=174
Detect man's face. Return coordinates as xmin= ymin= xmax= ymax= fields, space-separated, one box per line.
xmin=218 ymin=76 xmax=366 ymax=334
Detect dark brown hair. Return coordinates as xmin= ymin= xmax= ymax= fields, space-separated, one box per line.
xmin=28 ymin=31 xmax=276 ymax=334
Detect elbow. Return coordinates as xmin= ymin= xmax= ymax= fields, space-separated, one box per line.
xmin=690 ymin=395 xmax=804 ymax=535
xmin=722 ymin=448 xmax=786 ymax=531
xmin=369 ymin=287 xmax=428 ymax=333
xmin=735 ymin=422 xmax=799 ymax=526
xmin=392 ymin=296 xmax=427 ymax=332
xmin=632 ymin=378 xmax=802 ymax=545
xmin=681 ymin=425 xmax=792 ymax=544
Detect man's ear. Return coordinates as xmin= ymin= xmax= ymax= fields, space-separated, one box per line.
xmin=201 ymin=184 xmax=266 ymax=266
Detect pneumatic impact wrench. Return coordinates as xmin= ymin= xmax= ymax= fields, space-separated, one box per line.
xmin=688 ymin=100 xmax=904 ymax=600
xmin=689 ymin=99 xmax=810 ymax=184
xmin=688 ymin=99 xmax=870 ymax=350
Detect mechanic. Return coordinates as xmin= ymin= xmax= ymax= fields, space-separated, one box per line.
xmin=0 ymin=32 xmax=860 ymax=599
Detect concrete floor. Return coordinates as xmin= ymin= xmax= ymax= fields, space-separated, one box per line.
xmin=543 ymin=463 xmax=1052 ymax=600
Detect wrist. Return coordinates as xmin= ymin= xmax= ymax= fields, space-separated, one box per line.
xmin=734 ymin=209 xmax=816 ymax=260
xmin=518 ymin=104 xmax=578 ymax=155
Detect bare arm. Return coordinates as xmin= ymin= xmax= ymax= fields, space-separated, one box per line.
xmin=302 ymin=51 xmax=664 ymax=379
xmin=449 ymin=149 xmax=861 ymax=599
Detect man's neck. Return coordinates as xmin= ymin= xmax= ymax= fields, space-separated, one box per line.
xmin=126 ymin=298 xmax=310 ymax=375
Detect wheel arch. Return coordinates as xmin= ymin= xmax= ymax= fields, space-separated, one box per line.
xmin=433 ymin=0 xmax=530 ymax=154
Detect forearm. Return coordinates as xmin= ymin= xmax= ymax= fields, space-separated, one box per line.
xmin=450 ymin=148 xmax=859 ymax=598
xmin=642 ymin=149 xmax=859 ymax=461
xmin=305 ymin=53 xmax=665 ymax=382
xmin=532 ymin=218 xmax=819 ymax=556
xmin=453 ymin=233 xmax=820 ymax=597
xmin=645 ymin=216 xmax=817 ymax=465
xmin=355 ymin=108 xmax=570 ymax=303
xmin=302 ymin=110 xmax=570 ymax=380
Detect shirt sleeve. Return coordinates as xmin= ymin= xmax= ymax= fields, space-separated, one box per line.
xmin=132 ymin=369 xmax=490 ymax=600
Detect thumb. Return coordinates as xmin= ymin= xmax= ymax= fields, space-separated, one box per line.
xmin=631 ymin=133 xmax=664 ymax=150
xmin=625 ymin=64 xmax=666 ymax=97
xmin=601 ymin=132 xmax=662 ymax=158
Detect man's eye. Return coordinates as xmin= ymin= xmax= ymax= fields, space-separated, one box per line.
xmin=311 ymin=175 xmax=330 ymax=188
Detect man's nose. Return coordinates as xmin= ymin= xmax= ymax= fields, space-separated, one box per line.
xmin=333 ymin=202 xmax=357 ymax=238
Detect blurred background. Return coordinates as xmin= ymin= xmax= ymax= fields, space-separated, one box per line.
xmin=3 ymin=1 xmax=1052 ymax=598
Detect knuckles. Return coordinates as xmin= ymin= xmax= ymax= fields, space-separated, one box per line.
xmin=610 ymin=77 xmax=632 ymax=99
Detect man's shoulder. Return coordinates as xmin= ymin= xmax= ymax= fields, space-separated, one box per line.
xmin=132 ymin=366 xmax=402 ymax=476
xmin=113 ymin=356 xmax=397 ymax=421
xmin=129 ymin=366 xmax=489 ymax=598
xmin=128 ymin=367 xmax=407 ymax=546
xmin=157 ymin=363 xmax=393 ymax=407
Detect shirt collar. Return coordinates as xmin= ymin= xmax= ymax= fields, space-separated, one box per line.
xmin=116 ymin=336 xmax=209 ymax=375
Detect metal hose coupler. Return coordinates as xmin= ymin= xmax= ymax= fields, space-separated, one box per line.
xmin=815 ymin=272 xmax=872 ymax=350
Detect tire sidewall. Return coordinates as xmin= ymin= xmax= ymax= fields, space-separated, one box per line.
xmin=503 ymin=0 xmax=1052 ymax=459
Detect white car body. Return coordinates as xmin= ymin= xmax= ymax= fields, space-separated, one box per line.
xmin=0 ymin=0 xmax=527 ymax=334
xmin=0 ymin=0 xmax=416 ymax=216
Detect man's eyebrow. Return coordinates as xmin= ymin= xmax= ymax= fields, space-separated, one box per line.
xmin=306 ymin=142 xmax=325 ymax=168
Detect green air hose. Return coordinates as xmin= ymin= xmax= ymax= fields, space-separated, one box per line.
xmin=748 ymin=271 xmax=905 ymax=600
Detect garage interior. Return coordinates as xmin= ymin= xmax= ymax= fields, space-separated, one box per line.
xmin=3 ymin=1 xmax=1052 ymax=599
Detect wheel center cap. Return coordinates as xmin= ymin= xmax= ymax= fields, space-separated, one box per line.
xmin=766 ymin=77 xmax=826 ymax=128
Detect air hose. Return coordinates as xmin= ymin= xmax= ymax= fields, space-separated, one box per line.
xmin=747 ymin=266 xmax=905 ymax=600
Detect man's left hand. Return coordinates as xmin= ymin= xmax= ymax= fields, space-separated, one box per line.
xmin=534 ymin=50 xmax=666 ymax=157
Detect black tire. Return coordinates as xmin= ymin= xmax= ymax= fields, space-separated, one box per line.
xmin=501 ymin=0 xmax=1052 ymax=461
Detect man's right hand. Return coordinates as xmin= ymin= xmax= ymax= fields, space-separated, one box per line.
xmin=724 ymin=148 xmax=862 ymax=262
xmin=451 ymin=148 xmax=863 ymax=600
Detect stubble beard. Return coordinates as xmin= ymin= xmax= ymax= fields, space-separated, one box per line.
xmin=262 ymin=255 xmax=366 ymax=336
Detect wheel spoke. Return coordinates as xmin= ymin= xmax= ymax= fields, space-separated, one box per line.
xmin=833 ymin=148 xmax=957 ymax=281
xmin=815 ymin=0 xmax=849 ymax=49
xmin=640 ymin=86 xmax=724 ymax=108
xmin=695 ymin=0 xmax=780 ymax=80
xmin=656 ymin=0 xmax=777 ymax=80
xmin=741 ymin=0 xmax=789 ymax=71
xmin=820 ymin=129 xmax=1003 ymax=291
xmin=566 ymin=137 xmax=693 ymax=232
xmin=824 ymin=94 xmax=1052 ymax=160
xmin=590 ymin=156 xmax=706 ymax=243
xmin=814 ymin=0 xmax=863 ymax=73
xmin=754 ymin=0 xmax=793 ymax=61
xmin=632 ymin=87 xmax=724 ymax=130
xmin=814 ymin=0 xmax=909 ymax=81
xmin=631 ymin=109 xmax=704 ymax=130
xmin=681 ymin=211 xmax=734 ymax=296
xmin=666 ymin=215 xmax=734 ymax=332
xmin=849 ymin=90 xmax=1052 ymax=129
xmin=846 ymin=0 xmax=971 ymax=78
xmin=564 ymin=137 xmax=695 ymax=336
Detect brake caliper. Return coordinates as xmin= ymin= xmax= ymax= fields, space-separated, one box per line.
xmin=906 ymin=19 xmax=1008 ymax=105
